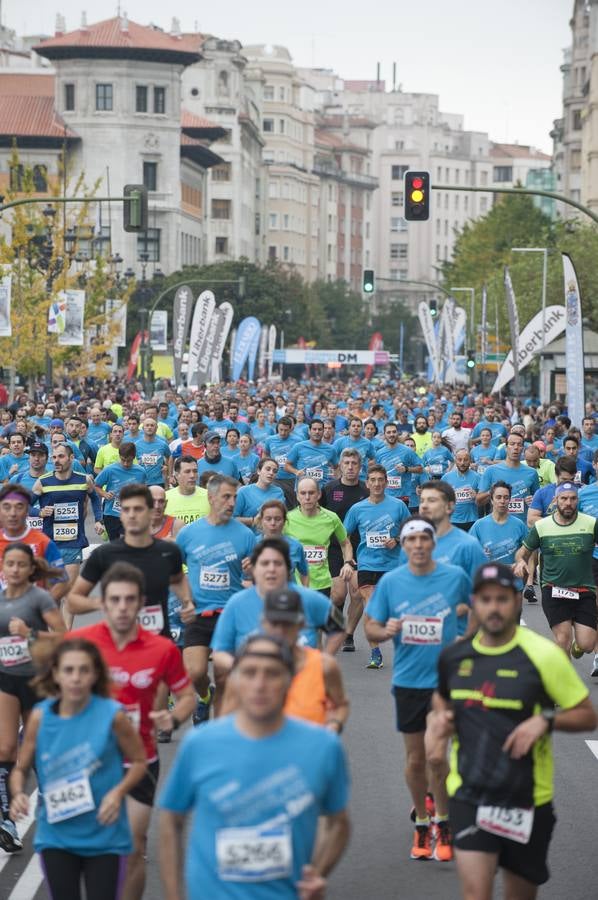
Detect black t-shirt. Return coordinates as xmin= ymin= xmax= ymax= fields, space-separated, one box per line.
xmin=321 ymin=479 xmax=369 ymax=552
xmin=80 ymin=538 xmax=183 ymax=635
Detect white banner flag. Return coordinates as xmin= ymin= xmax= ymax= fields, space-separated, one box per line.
xmin=187 ymin=291 xmax=216 ymax=387
xmin=562 ymin=253 xmax=585 ymax=429
xmin=58 ymin=290 xmax=85 ymax=346
xmin=209 ymin=302 xmax=234 ymax=383
xmin=491 ymin=305 xmax=566 ymax=393
xmin=418 ymin=301 xmax=440 ymax=383
xmin=504 ymin=267 xmax=520 ymax=383
xmin=257 ymin=325 xmax=268 ymax=379
xmin=0 ymin=275 xmax=11 ymax=337
xmin=105 ymin=298 xmax=127 ymax=347
xmin=267 ymin=325 xmax=277 ymax=379
xmin=150 ymin=310 xmax=168 ymax=351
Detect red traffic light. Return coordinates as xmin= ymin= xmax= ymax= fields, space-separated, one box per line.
xmin=412 ymin=177 xmax=423 ymax=190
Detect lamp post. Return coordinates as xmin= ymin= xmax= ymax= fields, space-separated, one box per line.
xmin=511 ymin=247 xmax=549 ymax=349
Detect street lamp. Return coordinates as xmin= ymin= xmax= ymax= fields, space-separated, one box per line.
xmin=511 ymin=247 xmax=548 ymax=348
xmin=450 ymin=287 xmax=476 ymax=348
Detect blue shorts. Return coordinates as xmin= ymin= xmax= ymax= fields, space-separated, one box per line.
xmin=60 ymin=546 xmax=83 ymax=566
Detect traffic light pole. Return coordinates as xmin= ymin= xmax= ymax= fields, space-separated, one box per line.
xmin=432 ymin=184 xmax=598 ymax=225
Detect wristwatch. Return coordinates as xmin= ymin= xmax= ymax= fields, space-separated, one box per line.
xmin=541 ymin=708 xmax=556 ymax=733
xmin=345 ymin=559 xmax=357 ymax=569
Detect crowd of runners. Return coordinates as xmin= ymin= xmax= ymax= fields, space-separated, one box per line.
xmin=0 ymin=375 xmax=597 ymax=899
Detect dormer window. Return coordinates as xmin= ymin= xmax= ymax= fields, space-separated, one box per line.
xmin=96 ymin=84 xmax=113 ymax=111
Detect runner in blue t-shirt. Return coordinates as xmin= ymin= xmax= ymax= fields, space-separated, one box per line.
xmin=469 ymin=480 xmax=528 ymax=589
xmin=375 ymin=423 xmax=422 ymax=504
xmin=470 ymin=428 xmax=499 ymax=473
xmin=365 ymin=516 xmax=470 ymax=863
xmin=578 ymin=476 xmax=598 ymax=676
xmin=333 ymin=418 xmax=376 ymax=480
xmin=477 ymin=433 xmax=539 ymax=523
xmin=234 ymin=458 xmax=285 ymax=532
xmin=442 ymin=450 xmax=479 ymax=530
xmin=135 ymin=419 xmax=170 ymax=486
xmin=94 ymin=443 xmax=147 ymax=540
xmin=255 ymin=499 xmax=309 ymax=585
xmin=285 ymin=420 xmax=339 ymax=488
xmin=421 ymin=433 xmax=453 ymax=479
xmin=197 ymin=432 xmax=241 ymax=482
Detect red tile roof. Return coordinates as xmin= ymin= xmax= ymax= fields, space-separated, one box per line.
xmin=34 ymin=16 xmax=201 ymax=64
xmin=0 ymin=94 xmax=78 ymax=139
xmin=181 ymin=109 xmax=223 ymax=131
xmin=490 ymin=142 xmax=551 ymax=162
xmin=0 ymin=72 xmax=54 ymax=96
xmin=317 ymin=113 xmax=377 ymax=129
xmin=315 ymin=130 xmax=365 ymax=153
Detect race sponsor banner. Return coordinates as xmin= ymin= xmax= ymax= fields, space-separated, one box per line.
xmin=48 ymin=293 xmax=67 ymax=334
xmin=491 ymin=305 xmax=566 ymax=393
xmin=272 ymin=349 xmax=390 ymax=366
xmin=57 ymin=290 xmax=85 ymax=346
xmin=104 ymin=298 xmax=127 ymax=347
xmin=172 ymin=285 xmax=193 ymax=386
xmin=439 ymin=300 xmax=455 ymax=381
xmin=257 ymin=325 xmax=268 ymax=379
xmin=247 ymin=320 xmax=262 ymax=382
xmin=562 ymin=253 xmax=585 ymax=428
xmin=480 ymin=284 xmax=488 ymax=371
xmin=0 ymin=275 xmax=11 ymax=337
xmin=267 ymin=324 xmax=277 ymax=379
xmin=365 ymin=332 xmax=384 ymax=380
xmin=418 ymin=301 xmax=440 ymax=382
xmin=231 ymin=317 xmax=261 ymax=381
xmin=187 ymin=291 xmax=216 ymax=387
xmin=209 ymin=302 xmax=234 ymax=383
xmin=150 ymin=309 xmax=168 ymax=351
xmin=453 ymin=305 xmax=466 ymax=353
xmin=195 ymin=301 xmax=223 ymax=385
xmin=504 ymin=267 xmax=520 ymax=383
xmin=126 ymin=330 xmax=148 ymax=380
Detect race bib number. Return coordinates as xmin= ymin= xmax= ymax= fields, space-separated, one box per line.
xmin=305 ymin=467 xmax=323 ymax=480
xmin=141 ymin=454 xmax=159 ymax=467
xmin=112 ymin=496 xmax=121 ymax=514
xmin=216 ymin=823 xmax=292 ymax=882
xmin=45 ymin=772 xmax=95 ymax=825
xmin=26 ymin=516 xmax=43 ymax=531
xmin=552 ymin=586 xmax=579 ymax=600
xmin=53 ymin=523 xmax=78 ymax=541
xmin=366 ymin=532 xmax=389 ymax=549
xmin=387 ymin=475 xmax=402 ymax=489
xmin=124 ymin=703 xmax=141 ymax=731
xmin=0 ymin=635 xmax=31 ymax=667
xmin=138 ymin=604 xmax=164 ymax=633
xmin=476 ymin=805 xmax=534 ymax=845
xmin=275 ymin=455 xmax=287 ymax=466
xmin=200 ymin=568 xmax=230 ymax=589
xmin=508 ymin=498 xmax=524 ymax=514
xmin=455 ymin=488 xmax=474 ymax=502
xmin=430 ymin=464 xmax=443 ymax=475
xmin=304 ymin=545 xmax=327 ymax=565
xmin=54 ymin=502 xmax=79 ymax=521
xmin=401 ymin=616 xmax=443 ymax=645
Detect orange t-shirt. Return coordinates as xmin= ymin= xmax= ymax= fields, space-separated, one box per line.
xmin=284 ymin=647 xmax=327 ymax=725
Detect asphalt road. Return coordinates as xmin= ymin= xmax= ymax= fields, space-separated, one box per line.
xmin=3 ymin=586 xmax=598 ymax=899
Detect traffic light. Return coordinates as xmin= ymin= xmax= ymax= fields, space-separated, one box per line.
xmin=123 ymin=184 xmax=148 ymax=233
xmin=466 ymin=349 xmax=476 ymax=369
xmin=363 ymin=269 xmax=375 ymax=294
xmin=404 ymin=170 xmax=430 ymax=221
xmin=429 ymin=299 xmax=438 ymax=317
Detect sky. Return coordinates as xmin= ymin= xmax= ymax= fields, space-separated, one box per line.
xmin=5 ymin=0 xmax=572 ymax=153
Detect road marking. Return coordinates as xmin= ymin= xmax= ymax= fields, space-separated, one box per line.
xmin=0 ymin=789 xmax=38 ymax=874
xmin=8 ymin=853 xmax=43 ymax=899
xmin=585 ymin=740 xmax=598 ymax=762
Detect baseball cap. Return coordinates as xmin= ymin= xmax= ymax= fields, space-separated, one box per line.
xmin=473 ymin=562 xmax=518 ymax=592
xmin=555 ymin=481 xmax=578 ymax=496
xmin=533 ymin=440 xmax=546 ymax=451
xmin=264 ymin=588 xmax=304 ymax=624
xmin=49 ymin=418 xmax=64 ymax=428
xmin=234 ymin=633 xmax=294 ymax=673
xmin=28 ymin=441 xmax=49 ymax=455
xmin=204 ymin=430 xmax=221 ymax=443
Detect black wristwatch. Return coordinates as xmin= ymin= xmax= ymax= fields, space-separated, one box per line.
xmin=541 ymin=708 xmax=556 ymax=733
xmin=345 ymin=559 xmax=357 ymax=569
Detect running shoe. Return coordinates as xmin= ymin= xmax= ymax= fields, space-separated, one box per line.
xmin=366 ymin=648 xmax=383 ymax=669
xmin=342 ymin=635 xmax=355 ymax=652
xmin=0 ymin=818 xmax=23 ymax=853
xmin=591 ymin=655 xmax=598 ymax=677
xmin=432 ymin=820 xmax=453 ymax=862
xmin=157 ymin=729 xmax=172 ymax=743
xmin=571 ymin=641 xmax=585 ymax=659
xmin=410 ymin=824 xmax=432 ymax=860
xmin=410 ymin=793 xmax=436 ymax=822
xmin=523 ymin=585 xmax=537 ymax=603
xmin=192 ymin=684 xmax=215 ymax=726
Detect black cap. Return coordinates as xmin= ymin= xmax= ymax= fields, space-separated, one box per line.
xmin=473 ymin=562 xmax=518 ymax=592
xmin=234 ymin=633 xmax=295 ymax=673
xmin=264 ymin=588 xmax=304 ymax=624
xmin=28 ymin=441 xmax=49 ymax=456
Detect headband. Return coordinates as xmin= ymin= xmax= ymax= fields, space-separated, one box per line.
xmin=400 ymin=519 xmax=436 ymax=545
xmin=2 ymin=492 xmax=29 ymax=503
xmin=555 ymin=482 xmax=578 ymax=496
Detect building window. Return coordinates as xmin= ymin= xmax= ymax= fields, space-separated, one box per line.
xmin=391 ymin=191 xmax=403 ymax=206
xmin=264 ymin=85 xmax=275 ymax=100
xmin=217 ymin=71 xmax=229 ymax=96
xmin=268 ymin=245 xmax=277 ymax=260
xmin=493 ymin=165 xmax=513 ymax=182
xmin=398 ymin=245 xmax=408 ymax=260
xmin=279 ymin=119 xmax=285 ymax=134
xmin=211 ymin=199 xmax=231 ymax=219
xmin=32 ymin=165 xmax=48 ymax=192
xmin=269 ymin=213 xmax=278 ymax=228
xmin=215 ymin=236 xmax=228 ymax=255
xmin=137 ymin=228 xmax=160 ymax=262
xmin=64 ymin=83 xmax=75 ymax=111
xmin=279 ymin=86 xmax=285 ymax=101
xmin=283 ymin=246 xmax=289 ymax=261
xmin=211 ymin=163 xmax=231 ymax=182
xmin=480 ymin=171 xmax=488 ymax=186
xmin=391 ymin=164 xmax=410 ymax=180
xmin=572 ymin=109 xmax=582 ymax=131
xmin=283 ymin=214 xmax=289 ymax=230
xmin=9 ymin=164 xmax=23 ymax=191
xmin=570 ymin=148 xmax=582 ymax=170
xmin=92 ymin=224 xmax=111 ymax=258
xmin=143 ymin=161 xmax=157 ymax=191
xmin=96 ymin=84 xmax=113 ymax=111
xmin=154 ymin=87 xmax=166 ymax=114
xmin=136 ymin=85 xmax=148 ymax=113
xmin=263 ymin=119 xmax=274 ymax=133
xmin=390 ymin=243 xmax=400 ymax=259
xmin=480 ymin=197 xmax=488 ymax=213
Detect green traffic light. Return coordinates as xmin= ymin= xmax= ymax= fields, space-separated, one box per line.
xmin=364 ymin=283 xmax=374 ymax=293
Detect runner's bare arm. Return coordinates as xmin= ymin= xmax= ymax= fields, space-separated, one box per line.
xmin=66 ymin=575 xmax=101 ymax=615
xmin=323 ymin=655 xmax=350 ymax=732
xmin=9 ymin=708 xmax=42 ymax=819
xmin=159 ymin=810 xmax=186 ymax=900
xmin=425 ymin=691 xmax=455 ymax=766
xmin=169 ymin=571 xmax=193 ymax=611
xmin=364 ymin=613 xmax=401 ymax=643
xmin=308 ymin=808 xmax=350 ymax=877
xmin=503 ymin=697 xmax=597 ymax=759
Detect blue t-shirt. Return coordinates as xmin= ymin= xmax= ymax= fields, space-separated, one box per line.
xmin=478 ymin=463 xmax=540 ymax=522
xmin=211 ymin=583 xmax=331 ymax=650
xmin=469 ymin=513 xmax=528 ymax=588
xmin=421 ymin=446 xmax=453 ymax=477
xmin=580 ymin=434 xmax=598 ymax=463
xmin=263 ymin=435 xmax=299 ymax=481
xmin=374 ymin=443 xmax=421 ymax=499
xmin=442 ymin=469 xmax=480 ymax=524
xmin=344 ymin=496 xmax=409 ymax=571
xmin=470 ymin=442 xmax=498 ymax=473
xmin=233 ymin=452 xmax=261 ymax=485
xmin=530 ymin=483 xmax=558 ymax=518
xmin=0 ymin=453 xmax=30 ymax=481
xmin=87 ymin=421 xmax=111 ymax=446
xmin=158 ymin=716 xmax=349 ymax=900
xmin=134 ymin=437 xmax=170 ymax=485
xmin=250 ymin=422 xmax=275 ymax=445
xmin=234 ymin=483 xmax=286 ymax=529
xmin=286 ymin=440 xmax=339 ymax=487
xmin=333 ymin=436 xmax=375 ymax=480
xmin=204 ymin=418 xmax=234 ymax=439
xmin=578 ymin=484 xmax=598 ymax=559
xmin=471 ymin=420 xmax=507 ymax=446
xmin=367 ymin=562 xmax=471 ymax=688
xmin=95 ymin=462 xmax=148 ymax=517
xmin=176 ymin=518 xmax=257 ymax=612
xmin=197 ymin=455 xmax=240 ymax=481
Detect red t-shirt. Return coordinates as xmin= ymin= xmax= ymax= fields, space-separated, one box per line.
xmin=180 ymin=440 xmax=205 ymax=460
xmin=70 ymin=621 xmax=190 ymax=761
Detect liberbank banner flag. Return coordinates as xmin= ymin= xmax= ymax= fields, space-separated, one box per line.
xmin=491 ymin=306 xmax=566 ymax=393
xmin=187 ymin=291 xmax=216 ymax=387
xmin=172 ymin=285 xmax=193 ymax=387
xmin=209 ymin=302 xmax=234 ymax=383
xmin=504 ymin=267 xmax=520 ymax=383
xmin=231 ymin=317 xmax=261 ymax=381
xmin=562 ymin=253 xmax=585 ymax=428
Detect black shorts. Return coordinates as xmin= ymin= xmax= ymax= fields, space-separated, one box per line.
xmin=449 ymin=798 xmax=556 ymax=886
xmin=128 ymin=759 xmax=160 ymax=807
xmin=357 ymin=570 xmax=386 ymax=588
xmin=184 ymin=612 xmax=222 ymax=648
xmin=328 ymin=544 xmax=344 ymax=579
xmin=0 ymin=669 xmax=38 ymax=711
xmin=392 ymin=686 xmax=433 ymax=734
xmin=454 ymin=521 xmax=474 ymax=532
xmin=541 ymin=586 xmax=597 ymax=630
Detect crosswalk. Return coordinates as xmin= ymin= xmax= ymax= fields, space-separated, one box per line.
xmin=0 ymin=790 xmax=45 ymax=900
